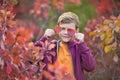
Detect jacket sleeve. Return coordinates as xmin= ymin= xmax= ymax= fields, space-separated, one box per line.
xmin=79 ymin=42 xmax=95 ymax=72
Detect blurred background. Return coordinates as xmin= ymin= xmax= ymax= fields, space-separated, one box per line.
xmin=0 ymin=0 xmax=120 ymax=80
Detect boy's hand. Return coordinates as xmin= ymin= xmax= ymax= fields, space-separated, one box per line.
xmin=74 ymin=33 xmax=84 ymax=43
xmin=44 ymin=29 xmax=55 ymax=39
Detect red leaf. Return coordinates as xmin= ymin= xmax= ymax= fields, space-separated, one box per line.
xmin=5 ymin=64 xmax=12 ymax=74
xmin=39 ymin=62 xmax=46 ymax=69
xmin=20 ymin=74 xmax=29 ymax=80
xmin=67 ymin=28 xmax=75 ymax=36
xmin=20 ymin=61 xmax=26 ymax=69
xmin=0 ymin=47 xmax=4 ymax=55
xmin=47 ymin=55 xmax=52 ymax=63
xmin=96 ymin=0 xmax=113 ymax=12
xmin=13 ymin=55 xmax=20 ymax=64
xmin=43 ymin=71 xmax=53 ymax=79
xmin=54 ymin=26 xmax=61 ymax=34
xmin=4 ymin=53 xmax=12 ymax=61
xmin=29 ymin=65 xmax=38 ymax=75
xmin=17 ymin=36 xmax=25 ymax=44
xmin=43 ymin=12 xmax=48 ymax=19
xmin=4 ymin=31 xmax=15 ymax=45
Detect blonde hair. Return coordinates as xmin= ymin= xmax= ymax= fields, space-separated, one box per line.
xmin=57 ymin=12 xmax=80 ymax=29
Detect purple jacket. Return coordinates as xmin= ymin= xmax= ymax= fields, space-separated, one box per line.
xmin=35 ymin=37 xmax=95 ymax=80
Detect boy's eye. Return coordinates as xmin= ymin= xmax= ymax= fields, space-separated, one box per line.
xmin=67 ymin=28 xmax=75 ymax=36
xmin=54 ymin=26 xmax=62 ymax=34
xmin=61 ymin=27 xmax=65 ymax=30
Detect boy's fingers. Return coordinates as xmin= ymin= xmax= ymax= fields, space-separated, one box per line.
xmin=44 ymin=29 xmax=55 ymax=38
xmin=74 ymin=33 xmax=84 ymax=42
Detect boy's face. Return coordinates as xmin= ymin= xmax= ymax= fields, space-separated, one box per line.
xmin=59 ymin=23 xmax=76 ymax=42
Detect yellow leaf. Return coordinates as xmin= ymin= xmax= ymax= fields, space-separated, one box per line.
xmin=99 ymin=24 xmax=104 ymax=29
xmin=115 ymin=26 xmax=120 ymax=32
xmin=100 ymin=42 xmax=104 ymax=48
xmin=48 ymin=44 xmax=55 ymax=50
xmin=105 ymin=35 xmax=114 ymax=45
xmin=89 ymin=32 xmax=95 ymax=36
xmin=103 ymin=19 xmax=111 ymax=25
xmin=100 ymin=33 xmax=106 ymax=40
xmin=104 ymin=45 xmax=112 ymax=53
xmin=115 ymin=19 xmax=120 ymax=26
xmin=113 ymin=54 xmax=118 ymax=62
xmin=28 ymin=42 xmax=34 ymax=48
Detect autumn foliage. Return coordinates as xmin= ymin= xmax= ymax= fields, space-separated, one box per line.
xmin=0 ymin=0 xmax=120 ymax=80
xmin=0 ymin=0 xmax=80 ymax=80
xmin=30 ymin=0 xmax=81 ymax=20
xmin=0 ymin=0 xmax=42 ymax=79
xmin=84 ymin=15 xmax=120 ymax=80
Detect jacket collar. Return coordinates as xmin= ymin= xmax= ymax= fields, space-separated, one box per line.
xmin=67 ymin=40 xmax=77 ymax=48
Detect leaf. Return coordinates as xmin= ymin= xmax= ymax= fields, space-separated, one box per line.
xmin=104 ymin=45 xmax=112 ymax=53
xmin=48 ymin=43 xmax=56 ymax=50
xmin=29 ymin=65 xmax=38 ymax=75
xmin=89 ymin=31 xmax=95 ymax=36
xmin=4 ymin=53 xmax=12 ymax=61
xmin=20 ymin=61 xmax=25 ymax=69
xmin=35 ymin=52 xmax=44 ymax=60
xmin=113 ymin=54 xmax=118 ymax=62
xmin=43 ymin=12 xmax=48 ymax=19
xmin=47 ymin=55 xmax=52 ymax=63
xmin=39 ymin=62 xmax=46 ymax=70
xmin=13 ymin=55 xmax=20 ymax=64
xmin=0 ymin=57 xmax=4 ymax=69
xmin=103 ymin=19 xmax=111 ymax=25
xmin=100 ymin=33 xmax=106 ymax=40
xmin=68 ymin=0 xmax=81 ymax=5
xmin=67 ymin=28 xmax=75 ymax=36
xmin=0 ymin=47 xmax=4 ymax=55
xmin=115 ymin=19 xmax=120 ymax=26
xmin=11 ymin=46 xmax=20 ymax=55
xmin=11 ymin=0 xmax=18 ymax=5
xmin=4 ymin=31 xmax=15 ymax=45
xmin=5 ymin=63 xmax=12 ymax=74
xmin=105 ymin=35 xmax=114 ymax=45
xmin=114 ymin=26 xmax=120 ymax=32
xmin=17 ymin=36 xmax=25 ymax=44
xmin=20 ymin=74 xmax=29 ymax=80
xmin=6 ymin=20 xmax=15 ymax=25
xmin=53 ymin=0 xmax=64 ymax=10
xmin=96 ymin=0 xmax=112 ymax=12
xmin=54 ymin=26 xmax=61 ymax=34
xmin=43 ymin=71 xmax=53 ymax=79
xmin=49 ymin=51 xmax=56 ymax=56
xmin=28 ymin=42 xmax=34 ymax=49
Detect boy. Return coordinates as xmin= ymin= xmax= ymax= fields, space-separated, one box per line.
xmin=35 ymin=12 xmax=95 ymax=80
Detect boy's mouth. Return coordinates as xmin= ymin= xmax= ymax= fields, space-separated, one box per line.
xmin=61 ymin=36 xmax=70 ymax=39
xmin=62 ymin=36 xmax=69 ymax=38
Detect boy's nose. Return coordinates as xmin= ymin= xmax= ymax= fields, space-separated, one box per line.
xmin=63 ymin=29 xmax=68 ymax=34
